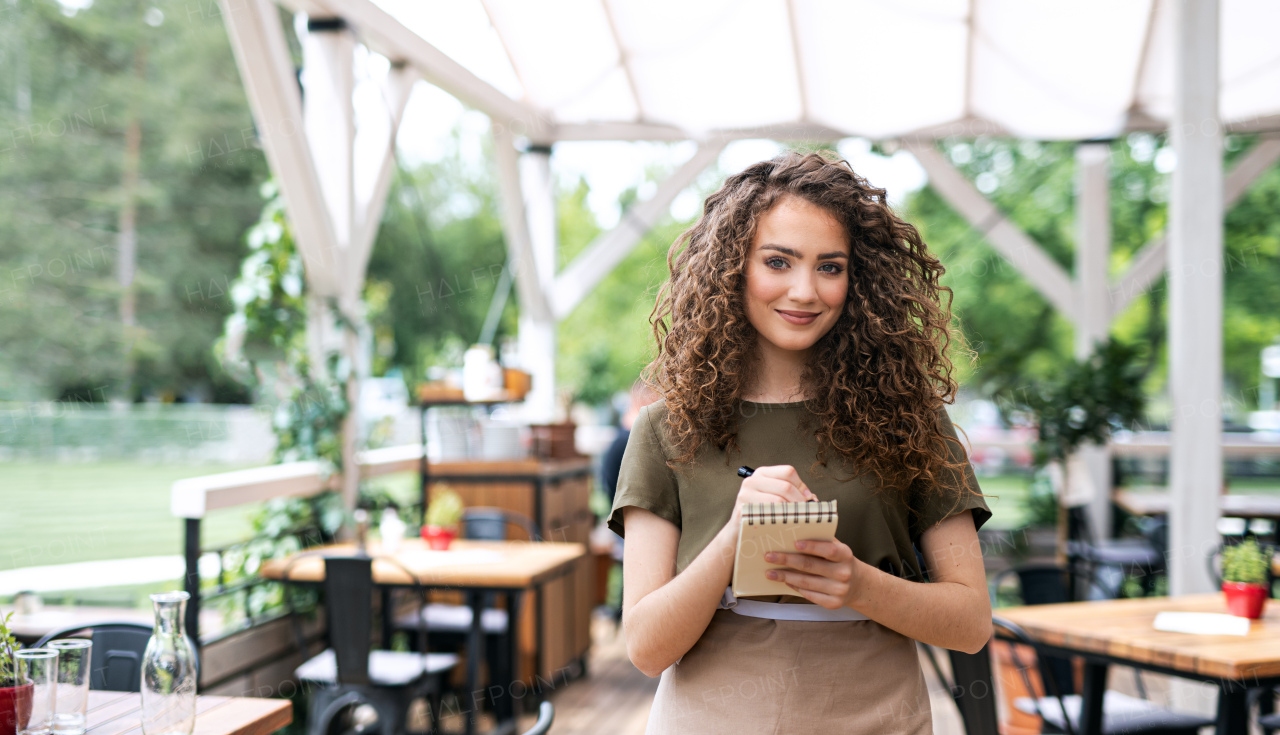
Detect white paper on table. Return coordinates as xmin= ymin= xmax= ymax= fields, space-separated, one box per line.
xmin=1152 ymin=611 xmax=1251 ymax=636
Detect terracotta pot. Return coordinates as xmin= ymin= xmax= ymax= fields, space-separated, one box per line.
xmin=0 ymin=683 xmax=34 ymax=735
xmin=421 ymin=524 xmax=457 ymax=551
xmin=1223 ymin=581 xmax=1268 ymax=619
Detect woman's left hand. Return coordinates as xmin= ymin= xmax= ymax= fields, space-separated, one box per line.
xmin=764 ymin=539 xmax=865 ymax=610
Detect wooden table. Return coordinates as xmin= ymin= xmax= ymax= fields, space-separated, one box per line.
xmin=1116 ymin=490 xmax=1280 ymax=523
xmin=998 ymin=594 xmax=1280 ymax=735
xmin=85 ymin=691 xmax=290 ymax=735
xmin=259 ymin=539 xmax=586 ymax=735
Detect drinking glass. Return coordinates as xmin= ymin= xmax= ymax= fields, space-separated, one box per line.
xmin=48 ymin=641 xmax=91 ymax=735
xmin=15 ymin=649 xmax=58 ymax=735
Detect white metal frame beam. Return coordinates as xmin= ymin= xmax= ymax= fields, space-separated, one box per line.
xmin=1110 ymin=135 xmax=1280 ymax=313
xmin=219 ymin=0 xmax=339 ymax=295
xmin=276 ymin=0 xmax=550 ymax=140
xmin=904 ymin=141 xmax=1076 ymax=316
xmin=551 ymin=140 xmax=726 ymax=319
xmin=353 ymin=64 xmax=417 ymax=278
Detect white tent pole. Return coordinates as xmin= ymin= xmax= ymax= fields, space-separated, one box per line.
xmin=1167 ymin=0 xmax=1222 ymax=597
xmin=1074 ymin=143 xmax=1113 ymax=542
xmin=904 ymin=142 xmax=1075 ymax=316
xmin=517 ymin=145 xmax=559 ymax=423
xmin=551 ymin=140 xmax=726 ymax=319
xmin=1110 ymin=136 xmax=1280 ymax=313
xmin=492 ymin=127 xmax=556 ymax=423
xmin=302 ymin=16 xmax=362 ymax=511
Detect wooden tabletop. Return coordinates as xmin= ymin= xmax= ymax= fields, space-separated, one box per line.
xmin=1115 ymin=490 xmax=1280 ymax=520
xmin=998 ymin=593 xmax=1280 ymax=680
xmin=86 ymin=691 xmax=290 ymax=735
xmin=259 ymin=538 xmax=587 ymax=588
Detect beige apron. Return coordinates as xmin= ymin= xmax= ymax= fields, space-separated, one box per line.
xmin=645 ymin=609 xmax=933 ymax=734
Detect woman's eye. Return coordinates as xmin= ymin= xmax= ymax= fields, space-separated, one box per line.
xmin=765 ymin=257 xmax=788 ymax=270
xmin=819 ymin=263 xmax=844 ymax=274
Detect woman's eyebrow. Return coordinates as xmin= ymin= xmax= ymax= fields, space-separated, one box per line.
xmin=760 ymin=244 xmax=850 ymax=260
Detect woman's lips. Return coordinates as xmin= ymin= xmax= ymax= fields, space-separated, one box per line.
xmin=776 ymin=309 xmax=819 ymax=325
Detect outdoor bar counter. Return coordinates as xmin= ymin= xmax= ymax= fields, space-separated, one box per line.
xmin=424 ymin=456 xmax=596 ymax=683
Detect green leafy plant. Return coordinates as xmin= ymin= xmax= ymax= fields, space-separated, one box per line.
xmin=0 ymin=612 xmax=17 ymax=687
xmin=1013 ymin=339 xmax=1148 ymax=465
xmin=1222 ymin=538 xmax=1271 ymax=586
xmin=425 ymin=486 xmax=465 ymax=528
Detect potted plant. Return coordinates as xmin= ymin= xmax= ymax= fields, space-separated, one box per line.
xmin=1222 ymin=537 xmax=1271 ymax=619
xmin=422 ymin=486 xmax=465 ymax=550
xmin=0 ymin=612 xmax=32 ymax=735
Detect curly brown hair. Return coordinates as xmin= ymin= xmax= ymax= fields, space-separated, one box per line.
xmin=644 ymin=150 xmax=972 ymax=504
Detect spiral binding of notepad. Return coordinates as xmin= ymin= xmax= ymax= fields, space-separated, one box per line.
xmin=741 ymin=500 xmax=837 ymax=525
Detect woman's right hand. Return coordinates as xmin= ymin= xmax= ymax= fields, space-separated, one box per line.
xmin=731 ymin=465 xmax=818 ymax=523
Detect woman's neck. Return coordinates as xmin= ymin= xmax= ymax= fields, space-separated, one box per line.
xmin=742 ymin=341 xmax=811 ymax=403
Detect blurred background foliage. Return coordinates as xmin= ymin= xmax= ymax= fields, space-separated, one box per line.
xmin=2 ymin=0 xmax=1280 ymax=429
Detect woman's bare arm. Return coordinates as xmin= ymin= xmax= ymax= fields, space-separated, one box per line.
xmin=621 ymin=465 xmax=816 ymax=677
xmin=766 ymin=511 xmax=992 ymax=654
xmin=620 ymin=507 xmax=736 ymax=677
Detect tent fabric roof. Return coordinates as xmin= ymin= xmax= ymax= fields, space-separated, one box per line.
xmin=371 ymin=0 xmax=1280 ymax=141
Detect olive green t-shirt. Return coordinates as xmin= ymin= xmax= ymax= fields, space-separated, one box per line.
xmin=607 ymin=399 xmax=991 ymax=598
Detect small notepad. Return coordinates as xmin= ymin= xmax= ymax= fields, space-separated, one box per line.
xmin=1152 ymin=611 xmax=1251 ymax=636
xmin=731 ymin=501 xmax=838 ymax=597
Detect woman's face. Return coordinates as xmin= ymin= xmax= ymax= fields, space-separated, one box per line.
xmin=743 ymin=195 xmax=850 ymax=355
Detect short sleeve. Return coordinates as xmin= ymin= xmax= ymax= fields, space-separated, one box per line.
xmin=908 ymin=407 xmax=992 ymax=543
xmin=607 ymin=404 xmax=681 ymax=538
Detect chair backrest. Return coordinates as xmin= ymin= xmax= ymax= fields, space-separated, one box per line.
xmin=947 ymin=644 xmax=999 ymax=735
xmin=519 ymin=701 xmax=555 ymax=735
xmin=324 ymin=557 xmax=374 ymax=686
xmin=33 ymin=623 xmax=154 ymax=692
xmin=462 ymin=507 xmax=541 ymax=542
xmin=992 ymin=617 xmax=1078 ymax=735
xmin=988 ymin=564 xmax=1075 ymax=696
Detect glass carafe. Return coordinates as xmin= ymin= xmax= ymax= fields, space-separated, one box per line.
xmin=141 ymin=592 xmax=197 ymax=735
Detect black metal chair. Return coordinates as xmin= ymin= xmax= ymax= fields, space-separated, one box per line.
xmin=1066 ymin=507 xmax=1166 ymax=599
xmin=992 ymin=617 xmax=1213 ymax=734
xmin=33 ymin=623 xmax=155 ymax=693
xmin=919 ymin=642 xmax=999 ymax=735
xmin=285 ymin=555 xmax=459 ymax=735
xmin=912 ymin=545 xmax=999 ymax=735
xmin=519 ymin=701 xmax=554 ymax=735
xmin=394 ymin=508 xmax=540 ymax=708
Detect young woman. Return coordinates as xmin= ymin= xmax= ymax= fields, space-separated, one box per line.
xmin=607 ymin=152 xmax=992 ymax=734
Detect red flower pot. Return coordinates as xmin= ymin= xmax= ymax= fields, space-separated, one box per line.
xmin=421 ymin=525 xmax=457 ymax=551
xmin=0 ymin=683 xmax=34 ymax=735
xmin=1223 ymin=581 xmax=1268 ymax=619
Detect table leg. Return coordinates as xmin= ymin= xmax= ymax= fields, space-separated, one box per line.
xmin=1078 ymin=661 xmax=1108 ymax=735
xmin=465 ymin=589 xmax=484 ymax=735
xmin=491 ymin=589 xmax=523 ymax=730
xmin=380 ymin=588 xmax=394 ymax=649
xmin=1216 ymin=681 xmax=1250 ymax=735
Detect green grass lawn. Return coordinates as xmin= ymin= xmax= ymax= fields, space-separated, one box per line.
xmin=974 ymin=472 xmax=1033 ymax=530
xmin=0 ymin=461 xmax=260 ymax=571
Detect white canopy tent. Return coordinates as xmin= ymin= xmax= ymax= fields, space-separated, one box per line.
xmin=215 ymin=0 xmax=1280 ymax=595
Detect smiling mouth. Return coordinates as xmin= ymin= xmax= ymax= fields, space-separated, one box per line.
xmin=776 ymin=309 xmax=819 ymax=324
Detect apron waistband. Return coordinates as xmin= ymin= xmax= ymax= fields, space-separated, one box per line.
xmin=717 ymin=586 xmax=869 ymax=622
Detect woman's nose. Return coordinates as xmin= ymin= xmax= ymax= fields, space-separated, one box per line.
xmin=787 ymin=270 xmax=820 ymax=302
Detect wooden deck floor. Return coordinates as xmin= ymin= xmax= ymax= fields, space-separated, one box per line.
xmin=441 ymin=611 xmax=966 ymax=734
